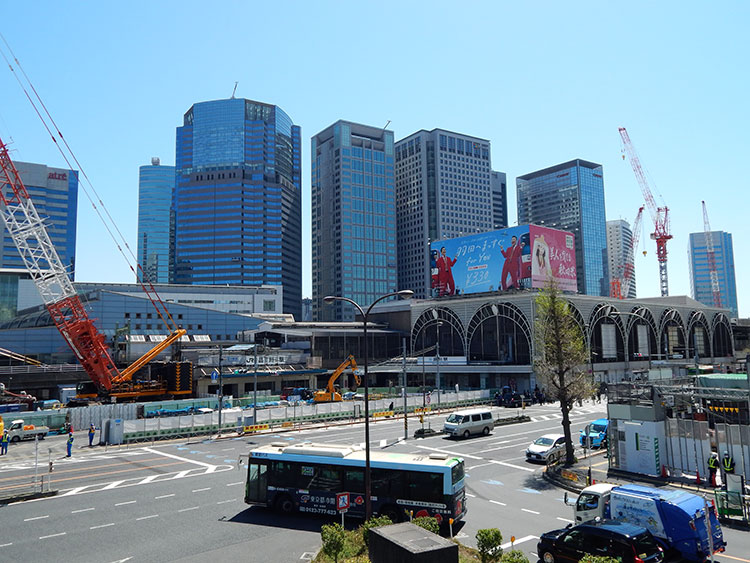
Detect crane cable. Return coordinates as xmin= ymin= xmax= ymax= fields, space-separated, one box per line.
xmin=0 ymin=33 xmax=178 ymax=333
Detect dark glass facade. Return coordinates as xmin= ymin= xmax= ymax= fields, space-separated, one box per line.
xmin=517 ymin=159 xmax=608 ymax=296
xmin=174 ymin=99 xmax=301 ymax=319
xmin=137 ymin=158 xmax=174 ymax=284
xmin=312 ymin=121 xmax=397 ymax=322
xmin=1 ymin=162 xmax=78 ymax=279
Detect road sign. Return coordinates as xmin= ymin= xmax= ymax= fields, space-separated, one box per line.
xmin=336 ymin=492 xmax=350 ymax=511
xmin=211 ymin=369 xmax=219 ymax=381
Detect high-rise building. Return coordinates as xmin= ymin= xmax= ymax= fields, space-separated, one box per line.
xmin=312 ymin=121 xmax=397 ymax=321
xmin=491 ymin=171 xmax=508 ymax=231
xmin=137 ymin=157 xmax=174 ymax=284
xmin=0 ymin=161 xmax=78 ymax=279
xmin=517 ymin=159 xmax=608 ymax=296
xmin=606 ymin=219 xmax=636 ymax=299
xmin=174 ymin=98 xmax=302 ymax=319
xmin=394 ymin=129 xmax=494 ymax=298
xmin=689 ymin=231 xmax=738 ymax=317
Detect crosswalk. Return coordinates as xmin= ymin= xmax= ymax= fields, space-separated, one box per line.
xmin=0 ymin=449 xmax=151 ymax=473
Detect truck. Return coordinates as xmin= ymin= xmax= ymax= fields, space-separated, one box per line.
xmin=567 ymin=483 xmax=725 ymax=562
xmin=313 ymin=355 xmax=358 ymax=403
xmin=6 ymin=419 xmax=49 ymax=442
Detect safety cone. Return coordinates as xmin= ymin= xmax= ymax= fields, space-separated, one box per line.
xmin=695 ymin=470 xmax=701 ymax=485
xmin=661 ymin=465 xmax=668 ymax=478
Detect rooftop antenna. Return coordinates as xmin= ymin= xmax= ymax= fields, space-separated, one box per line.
xmin=383 ymin=120 xmax=391 ymax=130
xmin=231 ymin=81 xmax=238 ymax=99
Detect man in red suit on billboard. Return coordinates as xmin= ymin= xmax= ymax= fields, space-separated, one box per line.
xmin=437 ymin=246 xmax=457 ymax=296
xmin=500 ymin=235 xmax=522 ymax=290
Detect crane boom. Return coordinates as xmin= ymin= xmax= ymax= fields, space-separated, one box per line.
xmin=701 ymin=201 xmax=722 ymax=308
xmin=621 ymin=206 xmax=644 ymax=300
xmin=618 ymin=127 xmax=672 ymax=296
xmin=0 ymin=137 xmax=119 ymax=391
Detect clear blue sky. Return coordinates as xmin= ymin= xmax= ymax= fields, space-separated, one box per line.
xmin=1 ymin=2 xmax=747 ymax=315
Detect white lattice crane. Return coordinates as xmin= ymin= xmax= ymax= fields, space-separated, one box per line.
xmin=701 ymin=201 xmax=722 ymax=308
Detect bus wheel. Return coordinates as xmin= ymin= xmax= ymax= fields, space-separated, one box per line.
xmin=380 ymin=505 xmax=401 ymax=523
xmin=275 ymin=494 xmax=295 ymax=514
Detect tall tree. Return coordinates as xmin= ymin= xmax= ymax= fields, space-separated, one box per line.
xmin=534 ymin=280 xmax=593 ymax=465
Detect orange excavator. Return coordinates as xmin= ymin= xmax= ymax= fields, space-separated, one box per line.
xmin=313 ymin=355 xmax=359 ymax=403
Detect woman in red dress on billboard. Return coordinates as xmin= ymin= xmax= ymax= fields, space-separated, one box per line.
xmin=436 ymin=246 xmax=457 ymax=296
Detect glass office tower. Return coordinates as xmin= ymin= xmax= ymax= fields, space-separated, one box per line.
xmin=312 ymin=121 xmax=397 ymax=321
xmin=137 ymin=157 xmax=174 ymax=284
xmin=689 ymin=231 xmax=738 ymax=317
xmin=0 ymin=161 xmax=78 ymax=279
xmin=517 ymin=159 xmax=608 ymax=296
xmin=174 ymin=98 xmax=302 ymax=319
xmin=606 ymin=219 xmax=637 ymax=298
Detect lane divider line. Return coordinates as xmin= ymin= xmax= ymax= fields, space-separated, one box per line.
xmin=39 ymin=532 xmax=66 ymax=540
xmin=522 ymin=508 xmax=540 ymax=515
xmin=24 ymin=515 xmax=49 ymax=521
xmin=178 ymin=506 xmax=199 ymax=513
xmin=91 ymin=523 xmax=115 ymax=530
xmin=489 ymin=500 xmax=506 ymax=506
xmin=136 ymin=515 xmax=159 ymax=521
xmin=115 ymin=501 xmax=137 ymax=506
xmin=155 ymin=494 xmax=175 ymax=499
xmin=72 ymin=507 xmax=95 ymax=514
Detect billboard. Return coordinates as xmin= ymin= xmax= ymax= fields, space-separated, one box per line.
xmin=429 ymin=225 xmax=576 ymax=297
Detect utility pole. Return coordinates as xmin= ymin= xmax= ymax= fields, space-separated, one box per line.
xmin=217 ymin=344 xmax=223 ymax=436
xmin=253 ymin=339 xmax=259 ymax=424
xmin=402 ymin=338 xmax=408 ymax=441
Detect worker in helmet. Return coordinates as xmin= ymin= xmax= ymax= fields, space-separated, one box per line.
xmin=722 ymin=450 xmax=735 ymax=476
xmin=707 ymin=451 xmax=719 ymax=487
xmin=66 ymin=431 xmax=74 ymax=457
xmin=0 ymin=429 xmax=9 ymax=456
xmin=88 ymin=424 xmax=96 ymax=447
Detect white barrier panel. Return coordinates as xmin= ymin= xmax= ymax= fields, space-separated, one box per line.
xmin=301 ymin=405 xmax=317 ymax=416
xmin=270 ymin=407 xmax=286 ymax=420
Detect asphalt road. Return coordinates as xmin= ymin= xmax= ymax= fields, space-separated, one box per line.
xmin=1 ymin=402 xmax=748 ymax=563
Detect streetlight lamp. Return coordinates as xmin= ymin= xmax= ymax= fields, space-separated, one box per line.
xmin=323 ymin=289 xmax=414 ymax=519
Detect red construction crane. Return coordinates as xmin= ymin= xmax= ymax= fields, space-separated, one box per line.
xmin=701 ymin=201 xmax=722 ymax=308
xmin=618 ymin=127 xmax=672 ymax=296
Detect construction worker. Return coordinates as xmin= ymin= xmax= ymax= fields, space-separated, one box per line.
xmin=0 ymin=429 xmax=9 ymax=455
xmin=707 ymin=451 xmax=719 ymax=487
xmin=66 ymin=431 xmax=73 ymax=457
xmin=88 ymin=424 xmax=96 ymax=447
xmin=722 ymin=451 xmax=735 ymax=475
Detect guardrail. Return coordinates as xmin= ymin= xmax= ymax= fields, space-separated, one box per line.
xmin=0 ymin=474 xmax=55 ymax=502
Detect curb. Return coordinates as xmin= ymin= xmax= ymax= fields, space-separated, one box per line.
xmin=0 ymin=489 xmax=58 ymax=505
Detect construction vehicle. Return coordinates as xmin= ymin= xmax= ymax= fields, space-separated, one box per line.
xmin=6 ymin=418 xmax=49 ymax=442
xmin=0 ymin=382 xmax=35 ymax=411
xmin=0 ymin=137 xmax=191 ymax=403
xmin=313 ymin=355 xmax=359 ymax=403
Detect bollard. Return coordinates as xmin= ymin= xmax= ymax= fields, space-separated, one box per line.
xmin=449 ymin=518 xmax=454 ymax=539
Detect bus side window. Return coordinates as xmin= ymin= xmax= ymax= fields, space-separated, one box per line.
xmin=407 ymin=471 xmax=443 ymax=502
xmin=246 ymin=462 xmax=268 ymax=503
xmin=344 ymin=468 xmax=364 ymax=492
xmin=309 ymin=466 xmax=342 ymax=492
xmin=270 ymin=461 xmax=297 ymax=488
xmin=372 ymin=468 xmax=405 ymax=498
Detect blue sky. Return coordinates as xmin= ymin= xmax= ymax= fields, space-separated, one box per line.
xmin=0 ymin=2 xmax=747 ymax=315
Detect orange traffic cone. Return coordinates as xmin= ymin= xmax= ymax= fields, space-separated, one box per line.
xmin=661 ymin=465 xmax=668 ymax=478
xmin=695 ymin=470 xmax=701 ymax=485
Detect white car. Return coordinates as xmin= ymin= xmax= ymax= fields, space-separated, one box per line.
xmin=526 ymin=433 xmax=566 ymax=463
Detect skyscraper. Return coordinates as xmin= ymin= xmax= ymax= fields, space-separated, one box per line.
xmin=517 ymin=159 xmax=608 ymax=296
xmin=174 ymin=98 xmax=302 ymax=319
xmin=491 ymin=171 xmax=508 ymax=231
xmin=394 ymin=129 xmax=495 ymax=298
xmin=0 ymin=161 xmax=78 ymax=279
xmin=312 ymin=121 xmax=397 ymax=321
xmin=689 ymin=231 xmax=738 ymax=317
xmin=137 ymin=157 xmax=174 ymax=284
xmin=606 ymin=219 xmax=636 ymax=299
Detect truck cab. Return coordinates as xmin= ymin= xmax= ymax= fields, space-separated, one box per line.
xmin=570 ymin=483 xmax=615 ymax=522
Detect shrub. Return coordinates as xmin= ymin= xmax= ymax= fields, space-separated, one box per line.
xmin=476 ymin=528 xmax=504 ymax=563
xmin=500 ymin=549 xmax=530 ymax=563
xmin=320 ymin=523 xmax=346 ymax=563
xmin=361 ymin=515 xmax=392 ymax=546
xmin=579 ymin=556 xmax=620 ymax=563
xmin=413 ymin=516 xmax=440 ymax=535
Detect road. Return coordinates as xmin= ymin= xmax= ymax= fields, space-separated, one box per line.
xmin=1 ymin=402 xmax=748 ymax=562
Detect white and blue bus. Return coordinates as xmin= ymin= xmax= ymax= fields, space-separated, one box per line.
xmin=245 ymin=442 xmax=466 ymax=524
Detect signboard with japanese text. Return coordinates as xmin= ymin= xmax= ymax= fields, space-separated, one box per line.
xmin=429 ymin=224 xmax=576 ymax=297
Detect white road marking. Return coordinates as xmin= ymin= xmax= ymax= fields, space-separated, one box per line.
xmin=24 ymin=515 xmax=49 ymax=521
xmin=102 ymin=480 xmax=126 ymax=490
xmin=217 ymin=499 xmax=236 ymax=505
xmin=136 ymin=515 xmax=159 ymax=521
xmin=226 ymin=481 xmax=242 ymax=486
xmin=91 ymin=523 xmax=115 ymax=530
xmin=0 ymin=542 xmax=12 ymax=547
xmin=178 ymin=506 xmax=200 ymax=513
xmin=557 ymin=517 xmax=574 ymax=523
xmin=500 ymin=535 xmax=538 ymax=549
xmin=39 ymin=532 xmax=66 ymax=540
xmin=522 ymin=508 xmax=540 ymax=515
xmin=115 ymin=500 xmax=136 ymax=506
xmin=192 ymin=487 xmax=211 ymax=493
xmin=143 ymin=447 xmax=216 ymax=469
xmin=465 ymin=493 xmax=476 ymax=498
xmin=72 ymin=507 xmax=95 ymax=514
xmin=220 ymin=448 xmax=235 ymax=451
xmin=109 ymin=558 xmax=133 ymax=563
xmin=466 ymin=462 xmax=494 ymax=470
xmin=155 ymin=494 xmax=175 ymax=499
xmin=489 ymin=500 xmax=507 ymax=506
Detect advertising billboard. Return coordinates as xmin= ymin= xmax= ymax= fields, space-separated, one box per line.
xmin=429 ymin=225 xmax=576 ymax=298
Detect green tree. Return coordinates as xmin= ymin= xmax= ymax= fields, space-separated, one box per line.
xmin=320 ymin=523 xmax=346 ymax=563
xmin=413 ymin=516 xmax=440 ymax=534
xmin=500 ymin=549 xmax=530 ymax=563
xmin=534 ymin=280 xmax=593 ymax=465
xmin=361 ymin=515 xmax=392 ymax=547
xmin=476 ymin=528 xmax=504 ymax=563
xmin=579 ymin=556 xmax=620 ymax=563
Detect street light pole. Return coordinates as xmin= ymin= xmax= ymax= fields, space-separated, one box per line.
xmin=218 ymin=344 xmax=223 ymax=436
xmin=254 ymin=338 xmax=259 ymax=424
xmin=324 ymin=289 xmax=414 ymax=520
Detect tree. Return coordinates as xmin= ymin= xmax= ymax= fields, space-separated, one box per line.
xmin=413 ymin=516 xmax=440 ymax=534
xmin=534 ymin=279 xmax=594 ymax=465
xmin=320 ymin=523 xmax=346 ymax=563
xmin=361 ymin=515 xmax=392 ymax=547
xmin=500 ymin=550 xmax=530 ymax=563
xmin=476 ymin=528 xmax=504 ymax=563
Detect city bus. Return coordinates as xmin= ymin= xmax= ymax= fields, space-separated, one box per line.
xmin=244 ymin=442 xmax=466 ymax=524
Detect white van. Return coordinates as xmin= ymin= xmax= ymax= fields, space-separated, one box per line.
xmin=443 ymin=408 xmax=494 ymax=438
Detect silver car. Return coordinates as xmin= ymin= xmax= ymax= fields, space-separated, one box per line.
xmin=526 ymin=433 xmax=566 ymax=463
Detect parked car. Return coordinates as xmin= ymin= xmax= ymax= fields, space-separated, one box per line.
xmin=526 ymin=433 xmax=566 ymax=463
xmin=579 ymin=418 xmax=609 ymax=448
xmin=537 ymin=520 xmax=664 ymax=563
xmin=443 ymin=408 xmax=493 ymax=438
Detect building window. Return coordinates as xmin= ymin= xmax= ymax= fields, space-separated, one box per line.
xmin=263 ymin=300 xmax=275 ymax=312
